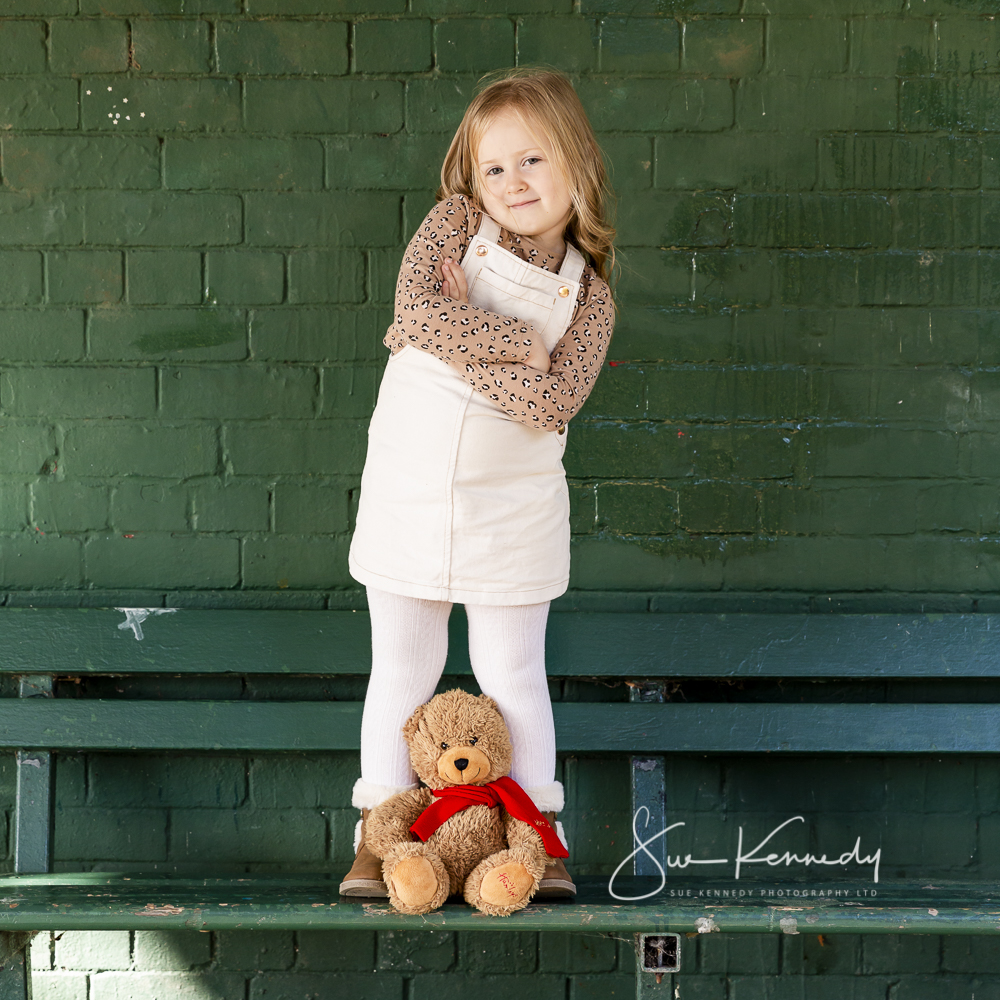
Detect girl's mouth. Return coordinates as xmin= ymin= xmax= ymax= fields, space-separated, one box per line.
xmin=510 ymin=199 xmax=538 ymax=209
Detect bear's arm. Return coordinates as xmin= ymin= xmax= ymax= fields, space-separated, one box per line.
xmin=365 ymin=788 xmax=434 ymax=859
xmin=502 ymin=811 xmax=551 ymax=863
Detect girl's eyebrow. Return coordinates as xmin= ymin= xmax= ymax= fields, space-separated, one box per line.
xmin=477 ymin=147 xmax=543 ymax=166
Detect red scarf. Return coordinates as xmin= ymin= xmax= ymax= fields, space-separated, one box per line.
xmin=409 ymin=775 xmax=568 ymax=858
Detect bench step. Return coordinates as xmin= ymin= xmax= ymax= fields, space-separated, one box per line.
xmin=0 ymin=874 xmax=997 ymax=933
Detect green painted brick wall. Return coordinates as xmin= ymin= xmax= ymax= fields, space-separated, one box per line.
xmin=3 ymin=0 xmax=999 ymax=608
xmin=4 ymin=0 xmax=999 ymax=994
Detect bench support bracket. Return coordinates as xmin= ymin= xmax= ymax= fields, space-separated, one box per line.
xmin=15 ymin=676 xmax=54 ymax=875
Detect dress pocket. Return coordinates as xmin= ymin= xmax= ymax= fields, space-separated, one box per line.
xmin=469 ymin=266 xmax=556 ymax=331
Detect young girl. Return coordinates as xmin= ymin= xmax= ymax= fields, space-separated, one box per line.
xmin=341 ymin=68 xmax=616 ymax=900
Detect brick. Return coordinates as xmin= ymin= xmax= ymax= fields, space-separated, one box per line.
xmin=738 ymin=78 xmax=896 ymax=131
xmin=192 ymin=482 xmax=270 ymax=532
xmin=457 ymin=933 xmax=537 ymax=973
xmin=411 ymin=976 xmax=570 ymax=1000
xmin=166 ymin=137 xmax=324 ymax=192
xmin=50 ymin=19 xmax=128 ymax=73
xmin=249 ymin=0 xmax=401 ymax=10
xmin=355 ymin=19 xmax=432 ymax=74
xmin=226 ymin=420 xmax=365 ymax=475
xmin=0 ymin=484 xmax=28 ymax=532
xmin=295 ymin=930 xmax=374 ymax=971
xmin=0 ymin=309 xmax=83 ymax=360
xmin=856 ymin=251 xmax=975 ymax=308
xmin=89 ymin=754 xmax=245 ymax=808
xmin=217 ymin=20 xmax=347 ymax=76
xmin=777 ymin=251 xmax=858 ymax=306
xmin=32 ymin=971 xmax=87 ymax=998
xmin=698 ymin=935 xmax=780 ymax=975
xmin=0 ymin=80 xmax=78 ymax=131
xmin=81 ymin=0 xmax=238 ymax=9
xmin=733 ymin=193 xmax=892 ymax=248
xmin=895 ymin=192 xmax=1000 ymax=248
xmin=0 ymin=422 xmax=55 ymax=475
xmin=0 ymin=251 xmax=42 ymax=304
xmin=617 ymin=191 xmax=731 ymax=247
xmin=242 ymin=535 xmax=351 ymax=589
xmin=245 ymin=193 xmax=400 ymax=248
xmin=48 ymin=251 xmax=123 ymax=305
xmin=405 ymin=76 xmax=478 ymax=133
xmin=287 ymin=250 xmax=364 ymax=304
xmin=684 ymin=17 xmax=764 ymax=76
xmin=612 ymin=308 xmax=733 ymax=364
xmin=744 ymin=0 xmax=900 ymax=10
xmin=1 ymin=367 xmax=154 ymax=419
xmin=819 ymin=135 xmax=980 ymax=190
xmin=693 ymin=250 xmax=772 ymax=308
xmin=813 ymin=369 xmax=970 ymax=423
xmin=901 ymin=78 xmax=1000 ymax=133
xmin=598 ymin=135 xmax=653 ymax=191
xmin=54 ymin=931 xmax=131 ymax=972
xmin=91 ymin=973 xmax=248 ymax=1000
xmin=54 ymin=808 xmax=167 ymax=862
xmin=84 ymin=192 xmax=242 ymax=246
xmin=678 ymin=482 xmax=757 ymax=533
xmin=568 ymin=481 xmax=596 ymax=533
xmin=7 ymin=0 xmax=74 ymax=10
xmin=273 ymin=484 xmax=349 ymax=534
xmin=414 ymin=0 xmax=570 ymax=10
xmin=215 ymin=931 xmax=294 ymax=971
xmin=597 ymin=482 xmax=677 ymax=534
xmin=251 ymin=973 xmax=402 ymax=999
xmin=614 ymin=249 xmax=692 ymax=306
xmin=33 ymin=482 xmax=111 ymax=533
xmin=0 ymin=20 xmax=46 ymax=73
xmin=111 ymin=481 xmax=190 ymax=532
xmin=767 ymin=18 xmax=846 ymax=74
xmin=435 ymin=18 xmax=515 ymax=72
xmin=250 ymin=308 xmax=391 ymax=362
xmin=90 ymin=307 xmax=248 ymax=361
xmin=162 ymin=365 xmax=316 ymax=418
xmin=131 ymin=18 xmax=211 ymax=74
xmin=126 ymin=252 xmax=203 ymax=307
xmin=133 ymin=932 xmax=211 ymax=971
xmin=583 ymin=0 xmax=738 ymax=9
xmin=250 ymin=755 xmax=357 ymax=808
xmin=321 ymin=365 xmax=380 ymax=418
xmin=246 ymin=80 xmax=403 ymax=134
xmin=518 ymin=17 xmax=599 ymax=71
xmin=378 ymin=931 xmax=455 ymax=972
xmin=578 ymin=78 xmax=733 ymax=132
xmin=938 ymin=17 xmax=1000 ymax=73
xmin=569 ymin=977 xmax=637 ymax=999
xmin=861 ymin=936 xmax=940 ymax=975
xmin=81 ymin=78 xmax=240 ymax=132
xmin=85 ymin=535 xmax=239 ymax=589
xmin=327 ymin=135 xmax=441 ymax=190
xmin=655 ymin=134 xmax=817 ymax=191
xmin=170 ymin=808 xmax=326 ymax=862
xmin=367 ymin=249 xmax=406 ymax=302
xmin=761 ymin=485 xmax=919 ymax=536
xmin=0 ymin=192 xmax=83 ymax=245
xmin=850 ymin=17 xmax=934 ymax=75
xmin=204 ymin=251 xmax=284 ymax=305
xmin=813 ymin=428 xmax=959 ymax=479
xmin=598 ymin=17 xmax=678 ymax=72
xmin=538 ymin=933 xmax=617 ymax=973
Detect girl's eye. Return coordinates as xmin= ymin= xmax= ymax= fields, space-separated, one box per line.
xmin=470 ymin=736 xmax=478 ymax=745
xmin=485 ymin=166 xmax=502 ymax=177
xmin=523 ymin=157 xmax=541 ymax=167
xmin=440 ymin=742 xmax=448 ymax=749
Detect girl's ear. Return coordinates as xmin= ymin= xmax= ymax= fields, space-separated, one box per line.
xmin=402 ymin=704 xmax=425 ymax=742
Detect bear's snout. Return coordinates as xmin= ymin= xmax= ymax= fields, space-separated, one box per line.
xmin=437 ymin=744 xmax=492 ymax=785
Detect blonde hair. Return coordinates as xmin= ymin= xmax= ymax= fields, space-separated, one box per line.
xmin=436 ymin=67 xmax=617 ymax=289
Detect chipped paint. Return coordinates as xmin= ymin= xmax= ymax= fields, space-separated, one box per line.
xmin=114 ymin=607 xmax=178 ymax=641
xmin=780 ymin=917 xmax=800 ymax=935
xmin=695 ymin=916 xmax=719 ymax=933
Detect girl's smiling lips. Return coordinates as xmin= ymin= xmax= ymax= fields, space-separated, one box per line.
xmin=509 ymin=198 xmax=539 ymax=208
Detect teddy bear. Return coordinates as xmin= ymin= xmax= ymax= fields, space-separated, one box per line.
xmin=363 ymin=688 xmax=568 ymax=916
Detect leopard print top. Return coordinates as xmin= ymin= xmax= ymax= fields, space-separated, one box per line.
xmin=383 ymin=194 xmax=615 ymax=433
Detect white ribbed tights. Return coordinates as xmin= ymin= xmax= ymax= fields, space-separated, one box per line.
xmin=360 ymin=586 xmax=555 ymax=790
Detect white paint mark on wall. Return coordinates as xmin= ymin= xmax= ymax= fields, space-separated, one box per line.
xmin=780 ymin=917 xmax=800 ymax=935
xmin=114 ymin=607 xmax=178 ymax=641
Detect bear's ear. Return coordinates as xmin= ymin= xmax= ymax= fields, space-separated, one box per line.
xmin=402 ymin=703 xmax=426 ymax=743
xmin=477 ymin=693 xmax=501 ymax=717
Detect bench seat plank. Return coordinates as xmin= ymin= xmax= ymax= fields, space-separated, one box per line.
xmin=0 ymin=700 xmax=997 ymax=753
xmin=4 ymin=609 xmax=1000 ymax=678
xmin=0 ymin=875 xmax=995 ymax=934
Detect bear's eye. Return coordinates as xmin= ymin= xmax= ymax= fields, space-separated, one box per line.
xmin=470 ymin=736 xmax=478 ymax=745
xmin=440 ymin=742 xmax=448 ymax=750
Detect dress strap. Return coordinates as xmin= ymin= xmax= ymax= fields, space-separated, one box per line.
xmin=476 ymin=215 xmax=501 ymax=244
xmin=559 ymin=243 xmax=586 ymax=284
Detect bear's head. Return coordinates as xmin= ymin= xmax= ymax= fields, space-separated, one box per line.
xmin=402 ymin=688 xmax=512 ymax=790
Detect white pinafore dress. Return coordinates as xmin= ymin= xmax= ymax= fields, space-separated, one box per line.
xmin=348 ymin=214 xmax=586 ymax=606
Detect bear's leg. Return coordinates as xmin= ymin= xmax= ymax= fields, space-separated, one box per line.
xmin=382 ymin=842 xmax=450 ymax=915
xmin=464 ymin=848 xmax=545 ymax=916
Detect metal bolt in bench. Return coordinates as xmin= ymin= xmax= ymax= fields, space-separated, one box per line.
xmin=1 ymin=607 xmax=1000 ymax=998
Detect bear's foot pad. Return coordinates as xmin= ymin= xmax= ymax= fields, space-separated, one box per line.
xmin=479 ymin=862 xmax=533 ymax=908
xmin=388 ymin=856 xmax=440 ymax=908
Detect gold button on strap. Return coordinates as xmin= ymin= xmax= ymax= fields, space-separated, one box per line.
xmin=475 ymin=245 xmax=488 ymax=256
xmin=558 ymin=286 xmax=570 ymax=297
xmin=558 ymin=425 xmax=566 ymax=435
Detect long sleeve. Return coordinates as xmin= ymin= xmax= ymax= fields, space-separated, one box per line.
xmin=383 ymin=196 xmax=542 ymax=365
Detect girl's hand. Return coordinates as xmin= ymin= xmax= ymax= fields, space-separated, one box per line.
xmin=524 ymin=339 xmax=551 ymax=373
xmin=440 ymin=259 xmax=468 ymax=303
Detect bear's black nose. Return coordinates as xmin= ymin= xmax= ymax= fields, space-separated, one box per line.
xmin=454 ymin=758 xmax=469 ymax=770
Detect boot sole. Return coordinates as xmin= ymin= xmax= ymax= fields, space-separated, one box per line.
xmin=339 ymin=878 xmax=389 ymax=897
xmin=534 ymin=878 xmax=576 ymax=899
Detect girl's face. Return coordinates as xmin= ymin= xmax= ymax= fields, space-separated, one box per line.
xmin=475 ymin=113 xmax=573 ymax=256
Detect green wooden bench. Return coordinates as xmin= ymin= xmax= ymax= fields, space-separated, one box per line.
xmin=1 ymin=607 xmax=999 ymax=998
